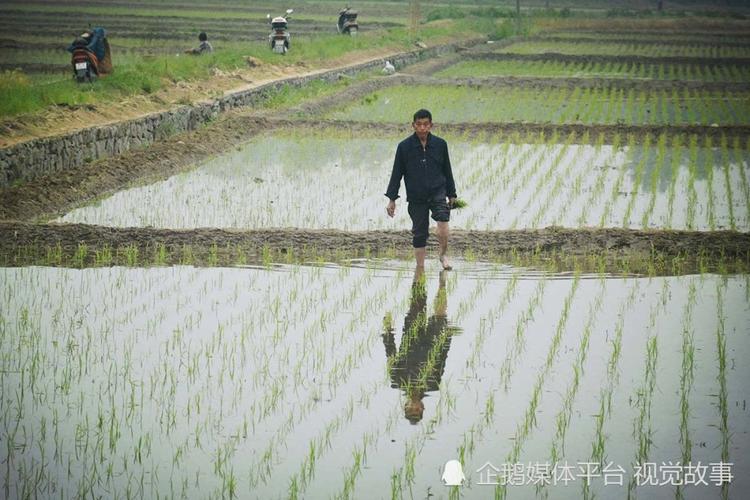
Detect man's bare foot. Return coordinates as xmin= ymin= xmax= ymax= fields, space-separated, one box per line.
xmin=439 ymin=255 xmax=452 ymax=271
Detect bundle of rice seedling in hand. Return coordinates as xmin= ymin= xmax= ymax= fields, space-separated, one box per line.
xmin=450 ymin=198 xmax=468 ymax=210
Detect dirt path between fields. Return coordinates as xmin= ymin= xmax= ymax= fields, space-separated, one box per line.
xmin=1 ymin=222 xmax=747 ymax=274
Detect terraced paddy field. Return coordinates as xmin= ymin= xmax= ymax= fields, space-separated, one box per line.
xmin=494 ymin=40 xmax=750 ymax=59
xmin=56 ymin=130 xmax=750 ymax=232
xmin=2 ymin=13 xmax=750 ymax=500
xmin=323 ymin=84 xmax=750 ymax=126
xmin=433 ymin=60 xmax=750 ymax=81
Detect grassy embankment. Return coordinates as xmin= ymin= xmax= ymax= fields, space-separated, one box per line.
xmin=0 ymin=19 xmax=476 ymax=118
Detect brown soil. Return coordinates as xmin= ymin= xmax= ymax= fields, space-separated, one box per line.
xmin=1 ymin=222 xmax=747 ymax=275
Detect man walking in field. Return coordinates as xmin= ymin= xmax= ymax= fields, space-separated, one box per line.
xmin=385 ymin=109 xmax=457 ymax=270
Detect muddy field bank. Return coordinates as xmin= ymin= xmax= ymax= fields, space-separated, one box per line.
xmin=1 ymin=222 xmax=748 ymax=275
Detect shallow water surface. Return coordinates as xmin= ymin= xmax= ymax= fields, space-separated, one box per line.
xmin=57 ymin=133 xmax=750 ymax=232
xmin=1 ymin=261 xmax=748 ymax=499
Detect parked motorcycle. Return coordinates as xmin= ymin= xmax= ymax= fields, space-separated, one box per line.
xmin=337 ymin=7 xmax=359 ymax=35
xmin=67 ymin=27 xmax=112 ymax=83
xmin=267 ymin=9 xmax=293 ymax=54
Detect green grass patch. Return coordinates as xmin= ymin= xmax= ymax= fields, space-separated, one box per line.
xmin=0 ymin=21 xmax=477 ymax=118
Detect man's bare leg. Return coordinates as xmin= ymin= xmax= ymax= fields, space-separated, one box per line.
xmin=414 ymin=247 xmax=426 ymax=269
xmin=436 ymin=221 xmax=452 ymax=270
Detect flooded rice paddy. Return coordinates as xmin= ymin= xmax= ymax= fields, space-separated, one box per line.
xmin=1 ymin=262 xmax=748 ymax=499
xmin=322 ymin=85 xmax=750 ymax=126
xmin=58 ymin=132 xmax=750 ymax=232
xmin=3 ymin=16 xmax=750 ymax=500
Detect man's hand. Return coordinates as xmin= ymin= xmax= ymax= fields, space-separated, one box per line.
xmin=386 ymin=199 xmax=396 ymax=218
xmin=448 ymin=197 xmax=457 ymax=209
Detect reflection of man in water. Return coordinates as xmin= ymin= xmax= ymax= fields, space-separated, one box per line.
xmin=382 ymin=269 xmax=460 ymax=424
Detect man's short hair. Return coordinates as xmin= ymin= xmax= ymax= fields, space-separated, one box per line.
xmin=199 ymin=32 xmax=208 ymax=41
xmin=413 ymin=109 xmax=432 ymax=122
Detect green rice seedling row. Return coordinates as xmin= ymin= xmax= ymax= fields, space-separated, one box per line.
xmin=538 ymin=31 xmax=750 ymax=44
xmin=324 ymin=85 xmax=750 ymax=126
xmin=435 ymin=59 xmax=750 ymax=81
xmin=495 ymin=40 xmax=750 ymax=58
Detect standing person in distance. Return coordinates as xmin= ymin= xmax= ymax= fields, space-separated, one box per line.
xmin=385 ymin=109 xmax=457 ymax=271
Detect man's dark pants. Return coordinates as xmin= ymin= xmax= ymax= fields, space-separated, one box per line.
xmin=407 ymin=192 xmax=450 ymax=248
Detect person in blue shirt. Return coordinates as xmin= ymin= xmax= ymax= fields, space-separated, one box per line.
xmin=385 ymin=109 xmax=457 ymax=270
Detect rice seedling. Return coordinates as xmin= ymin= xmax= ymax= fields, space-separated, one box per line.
xmin=496 ymin=40 xmax=750 ymax=58
xmin=665 ymin=134 xmax=684 ymax=229
xmin=640 ymin=133 xmax=668 ymax=228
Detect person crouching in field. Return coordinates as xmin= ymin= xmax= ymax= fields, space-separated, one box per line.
xmin=385 ymin=109 xmax=457 ymax=271
xmin=185 ymin=32 xmax=213 ymax=55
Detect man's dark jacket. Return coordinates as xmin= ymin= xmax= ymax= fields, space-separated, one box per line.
xmin=385 ymin=133 xmax=457 ymax=203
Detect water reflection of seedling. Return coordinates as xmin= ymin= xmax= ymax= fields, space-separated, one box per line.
xmin=719 ymin=134 xmax=736 ymax=230
xmin=733 ymin=136 xmax=750 ymax=224
xmin=704 ymin=136 xmax=717 ymax=230
xmin=600 ymin=134 xmax=638 ymax=227
xmin=622 ymin=133 xmax=651 ymax=227
xmin=686 ymin=134 xmax=699 ymax=229
xmin=715 ymin=282 xmax=730 ymax=464
xmin=641 ymin=133 xmax=668 ymax=228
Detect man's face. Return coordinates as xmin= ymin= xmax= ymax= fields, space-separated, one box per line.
xmin=412 ymin=118 xmax=432 ymax=141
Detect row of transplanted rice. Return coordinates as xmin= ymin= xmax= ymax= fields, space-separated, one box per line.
xmin=57 ymin=130 xmax=750 ymax=232
xmin=536 ymin=31 xmax=750 ymax=44
xmin=434 ymin=59 xmax=750 ymax=82
xmin=323 ymin=84 xmax=750 ymax=126
xmin=1 ymin=264 xmax=748 ymax=498
xmin=493 ymin=40 xmax=750 ymax=58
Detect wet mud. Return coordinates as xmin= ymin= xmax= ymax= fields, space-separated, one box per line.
xmin=1 ymin=222 xmax=748 ymax=275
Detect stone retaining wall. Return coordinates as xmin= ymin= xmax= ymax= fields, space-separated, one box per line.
xmin=0 ymin=38 xmax=483 ymax=187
